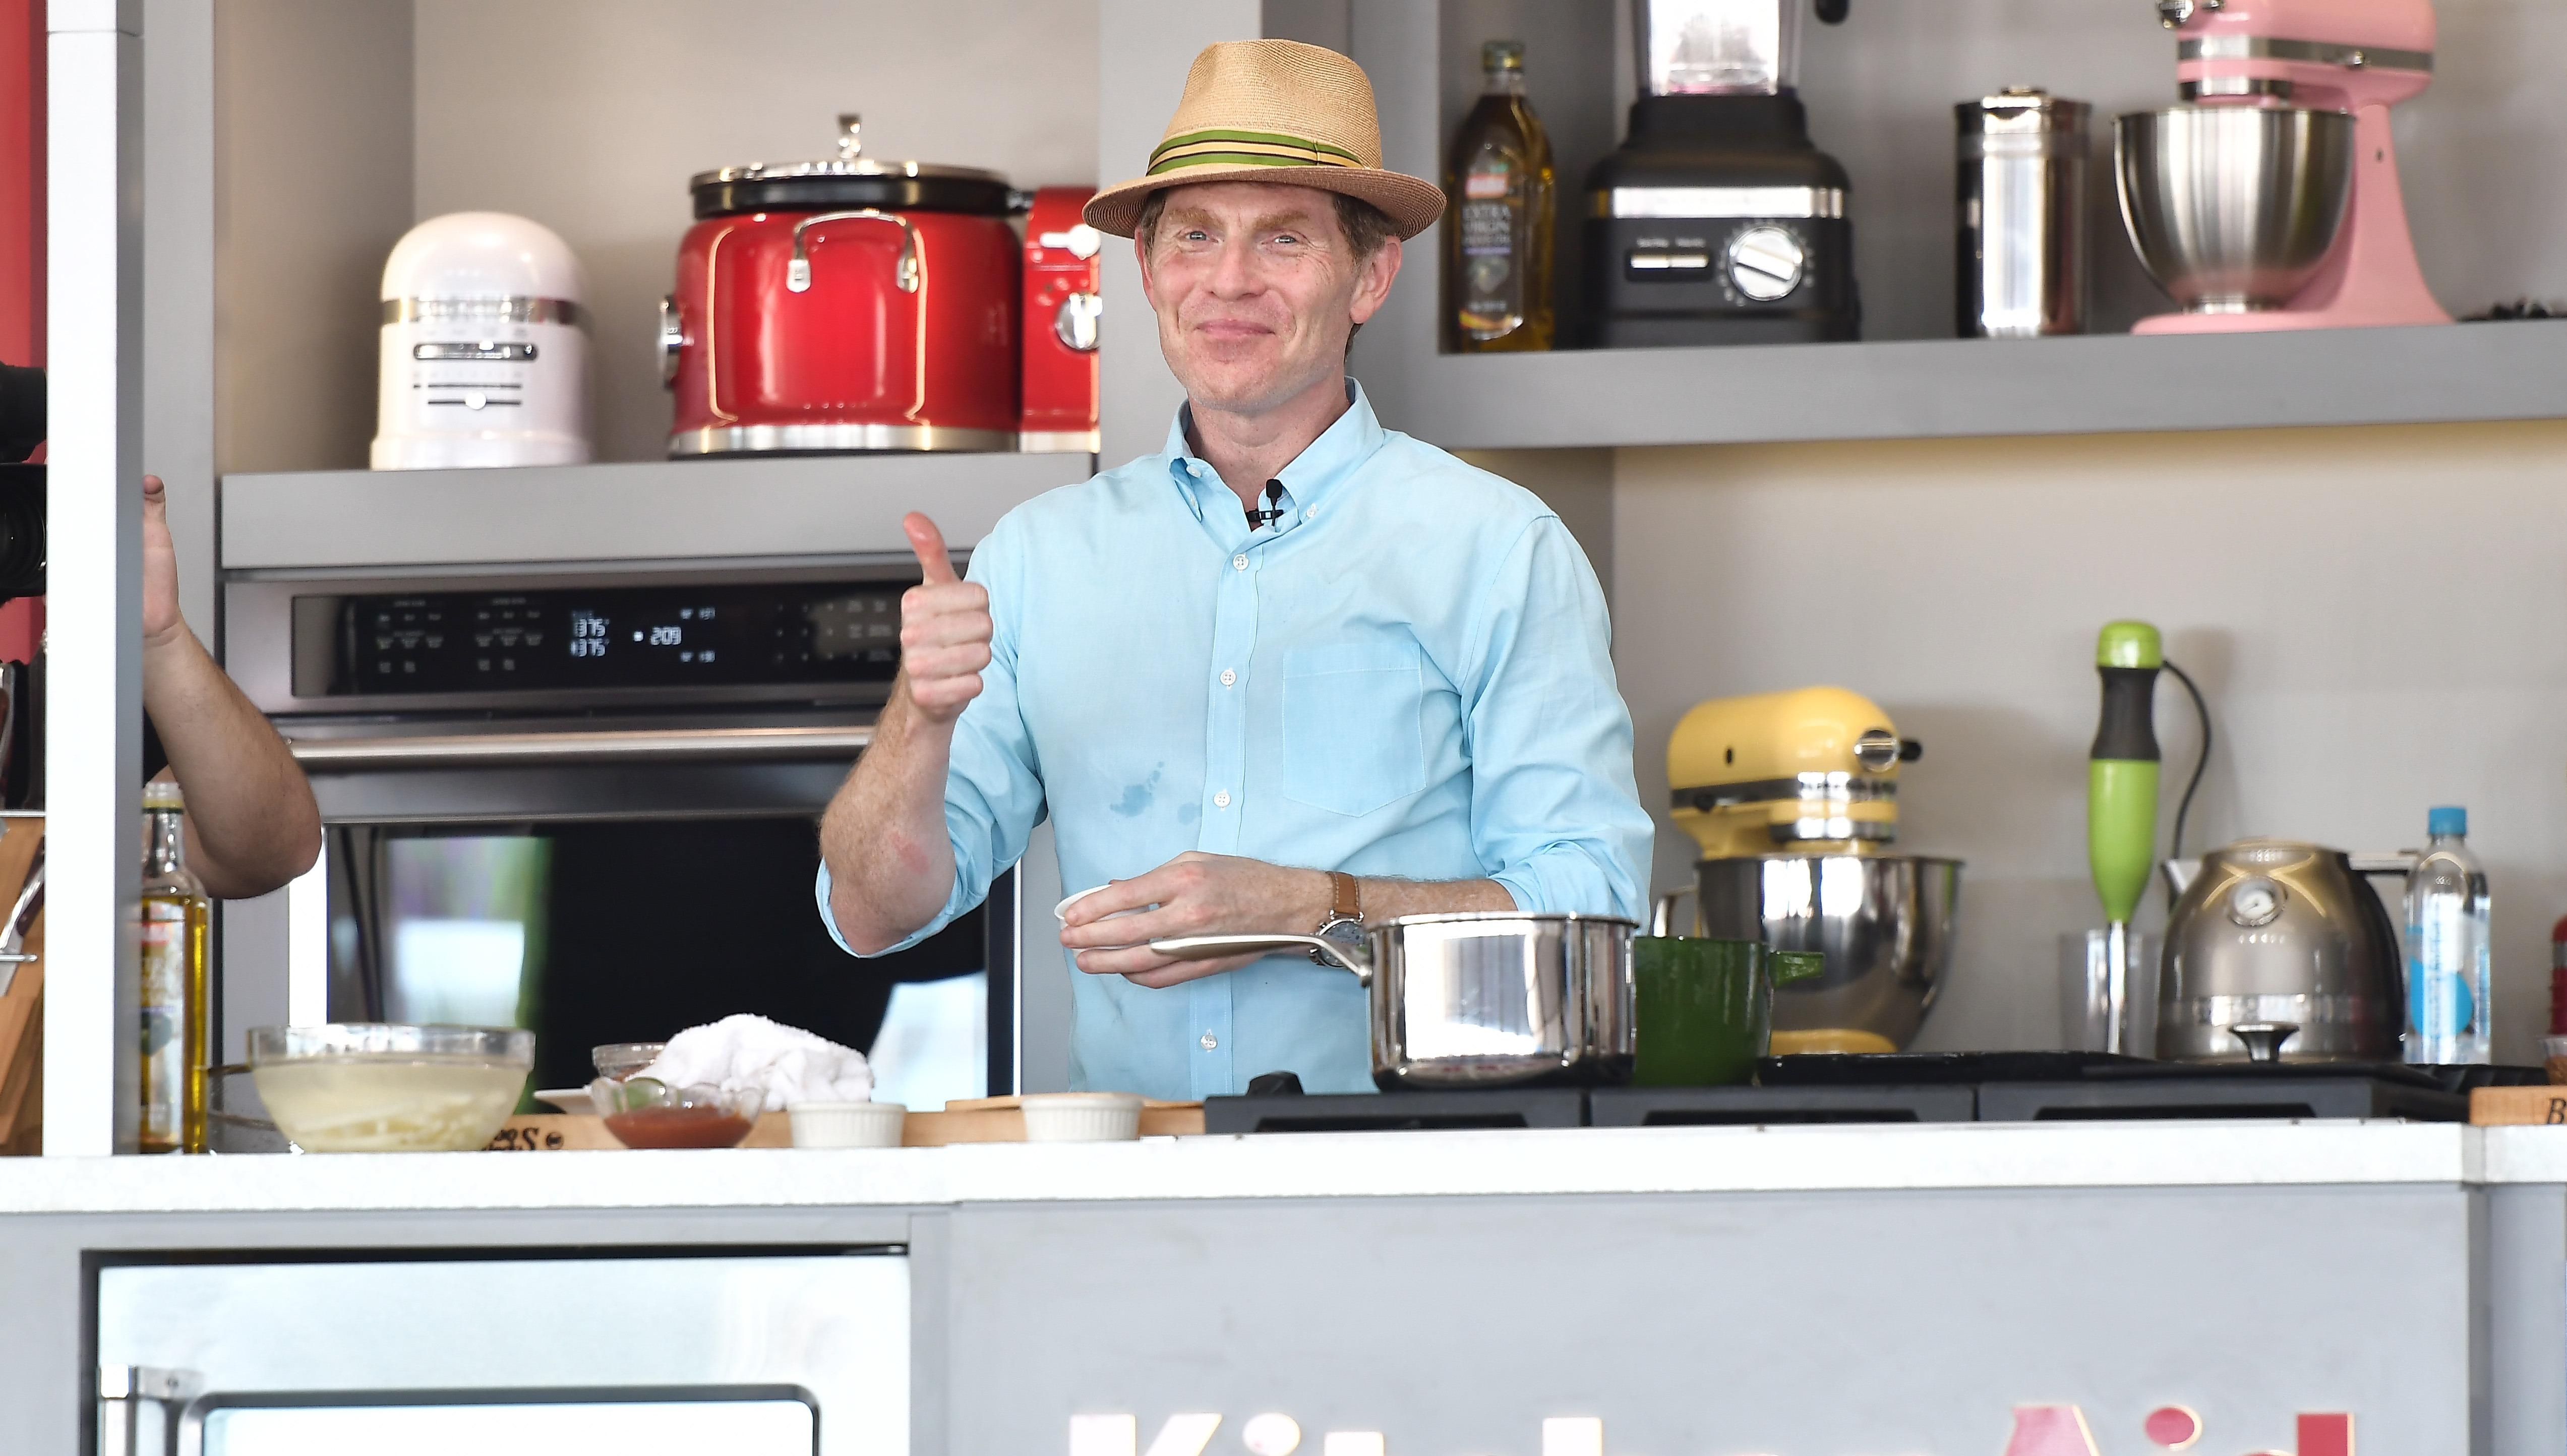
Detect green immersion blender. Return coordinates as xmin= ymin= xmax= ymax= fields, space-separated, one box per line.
xmin=2087 ymin=621 xmax=2163 ymax=1055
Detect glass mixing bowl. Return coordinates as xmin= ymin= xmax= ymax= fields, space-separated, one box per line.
xmin=247 ymin=1024 xmax=533 ymax=1153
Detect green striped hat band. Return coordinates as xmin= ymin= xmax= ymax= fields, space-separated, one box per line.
xmin=1148 ymin=127 xmax=1364 ymax=175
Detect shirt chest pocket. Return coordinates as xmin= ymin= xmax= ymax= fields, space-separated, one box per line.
xmin=1280 ymin=641 xmax=1429 ymax=817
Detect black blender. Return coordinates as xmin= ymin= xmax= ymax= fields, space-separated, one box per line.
xmin=1584 ymin=0 xmax=1858 ymax=346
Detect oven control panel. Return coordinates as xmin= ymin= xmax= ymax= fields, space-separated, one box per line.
xmin=329 ymin=581 xmax=908 ymax=694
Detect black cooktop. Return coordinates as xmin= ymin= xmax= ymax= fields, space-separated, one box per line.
xmin=1201 ymin=1056 xmax=2545 ymax=1132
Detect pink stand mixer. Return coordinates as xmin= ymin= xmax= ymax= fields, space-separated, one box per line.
xmin=2116 ymin=0 xmax=2450 ymax=333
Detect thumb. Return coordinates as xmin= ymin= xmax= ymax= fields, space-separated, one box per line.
xmin=903 ymin=512 xmax=959 ymax=585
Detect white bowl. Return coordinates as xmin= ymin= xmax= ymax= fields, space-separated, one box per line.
xmin=1055 ymin=885 xmax=1158 ymax=952
xmin=788 ymin=1101 xmax=908 ymax=1149
xmin=1021 ymin=1091 xmax=1145 ymax=1143
xmin=1054 ymin=884 xmax=1113 ymax=920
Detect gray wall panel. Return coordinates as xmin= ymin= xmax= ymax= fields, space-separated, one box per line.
xmin=211 ymin=0 xmax=413 ymax=476
xmin=142 ymin=0 xmax=215 ymax=633
xmin=411 ymin=0 xmax=1101 ymax=466
xmin=1613 ymin=418 xmax=2567 ymax=1059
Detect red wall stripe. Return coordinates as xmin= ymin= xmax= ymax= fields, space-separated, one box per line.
xmin=0 ymin=0 xmax=41 ymax=369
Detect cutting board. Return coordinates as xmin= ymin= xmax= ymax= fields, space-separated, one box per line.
xmin=490 ymin=1112 xmax=794 ymax=1151
xmin=921 ymin=1094 xmax=1205 ymax=1143
xmin=488 ymin=1096 xmax=1206 ymax=1150
xmin=2469 ymin=1085 xmax=2567 ymax=1125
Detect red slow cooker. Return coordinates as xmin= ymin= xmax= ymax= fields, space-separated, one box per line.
xmin=662 ymin=116 xmax=1021 ymax=455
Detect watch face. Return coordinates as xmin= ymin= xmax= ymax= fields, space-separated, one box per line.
xmin=1319 ymin=920 xmax=1366 ymax=954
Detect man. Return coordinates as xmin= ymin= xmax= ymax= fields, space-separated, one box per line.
xmin=0 ymin=361 xmax=319 ymax=896
xmin=140 ymin=471 xmax=321 ymax=898
xmin=818 ymin=40 xmax=1651 ymax=1098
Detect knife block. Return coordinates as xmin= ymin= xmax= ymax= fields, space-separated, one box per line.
xmin=0 ymin=818 xmax=42 ymax=1154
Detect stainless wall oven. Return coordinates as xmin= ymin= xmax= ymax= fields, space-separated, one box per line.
xmin=219 ymin=557 xmax=1020 ymax=1104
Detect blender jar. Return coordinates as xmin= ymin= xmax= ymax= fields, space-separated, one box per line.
xmin=1640 ymin=0 xmax=1801 ymax=95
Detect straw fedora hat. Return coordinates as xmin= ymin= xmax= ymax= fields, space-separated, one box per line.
xmin=1085 ymin=39 xmax=1446 ymax=241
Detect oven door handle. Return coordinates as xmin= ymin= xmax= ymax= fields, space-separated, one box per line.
xmin=98 ymin=1366 xmax=201 ymax=1456
xmin=283 ymin=725 xmax=875 ymax=770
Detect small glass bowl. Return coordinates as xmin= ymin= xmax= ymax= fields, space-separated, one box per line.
xmin=591 ymin=1042 xmax=666 ymax=1080
xmin=2545 ymin=1035 xmax=2567 ymax=1087
xmin=587 ymin=1076 xmax=761 ymax=1149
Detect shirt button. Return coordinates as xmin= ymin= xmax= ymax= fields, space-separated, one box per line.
xmin=1200 ymin=1033 xmax=1219 ymax=1051
xmin=1219 ymin=669 xmax=1236 ymax=687
xmin=1214 ymin=790 xmax=1232 ymax=808
xmin=1232 ymin=554 xmax=1248 ymax=571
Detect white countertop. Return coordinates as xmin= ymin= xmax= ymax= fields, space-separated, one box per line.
xmin=3 ymin=1120 xmax=2559 ymax=1218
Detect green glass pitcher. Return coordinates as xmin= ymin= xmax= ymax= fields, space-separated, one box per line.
xmin=1632 ymin=938 xmax=1825 ymax=1086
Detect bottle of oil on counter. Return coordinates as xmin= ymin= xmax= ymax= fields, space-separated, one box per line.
xmin=139 ymin=781 xmax=211 ymax=1153
xmin=2405 ymin=805 xmax=2490 ymax=1066
xmin=1446 ymin=39 xmax=1555 ymax=351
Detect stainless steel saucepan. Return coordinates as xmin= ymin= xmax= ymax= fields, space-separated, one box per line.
xmin=1151 ymin=912 xmax=1637 ymax=1090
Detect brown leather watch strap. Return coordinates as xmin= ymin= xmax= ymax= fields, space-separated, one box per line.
xmin=1326 ymin=870 xmax=1361 ymax=927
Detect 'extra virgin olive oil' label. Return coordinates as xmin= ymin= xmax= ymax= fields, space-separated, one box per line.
xmin=138 ymin=907 xmax=187 ymax=1146
xmin=1458 ymin=161 xmax=1522 ymax=338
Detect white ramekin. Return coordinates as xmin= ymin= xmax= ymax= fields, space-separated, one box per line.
xmin=1020 ymin=1091 xmax=1145 ymax=1143
xmin=787 ymin=1100 xmax=908 ymax=1148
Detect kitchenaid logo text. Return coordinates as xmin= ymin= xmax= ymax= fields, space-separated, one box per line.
xmin=1068 ymin=1406 xmax=2357 ymax=1456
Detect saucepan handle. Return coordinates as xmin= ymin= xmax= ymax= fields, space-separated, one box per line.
xmin=1149 ymin=934 xmax=1370 ymax=987
xmin=1651 ymin=888 xmax=1697 ymax=938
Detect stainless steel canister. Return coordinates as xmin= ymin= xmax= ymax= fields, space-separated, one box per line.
xmin=1152 ymin=912 xmax=1637 ymax=1089
xmin=1957 ymin=88 xmax=2091 ymax=338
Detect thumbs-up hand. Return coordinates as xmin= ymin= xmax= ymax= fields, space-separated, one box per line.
xmin=897 ymin=512 xmax=992 ymax=724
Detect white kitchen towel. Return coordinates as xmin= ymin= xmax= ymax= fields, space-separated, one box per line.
xmin=639 ymin=1013 xmax=873 ymax=1112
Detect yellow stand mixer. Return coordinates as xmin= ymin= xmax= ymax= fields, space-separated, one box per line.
xmin=1658 ymin=687 xmax=1962 ymax=1054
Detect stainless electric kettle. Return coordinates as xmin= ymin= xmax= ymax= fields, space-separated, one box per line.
xmin=2156 ymin=838 xmax=2409 ymax=1062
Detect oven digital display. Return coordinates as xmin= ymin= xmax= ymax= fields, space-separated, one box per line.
xmin=339 ymin=582 xmax=909 ymax=693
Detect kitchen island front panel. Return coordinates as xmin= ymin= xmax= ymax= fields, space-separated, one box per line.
xmin=4 ymin=1125 xmax=2559 ymax=1453
xmin=948 ymin=1186 xmax=2474 ymax=1456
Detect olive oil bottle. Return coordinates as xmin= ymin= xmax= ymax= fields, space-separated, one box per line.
xmin=138 ymin=781 xmax=210 ymax=1154
xmin=1445 ymin=40 xmax=1555 ymax=351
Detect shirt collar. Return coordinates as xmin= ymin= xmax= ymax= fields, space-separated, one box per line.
xmin=1159 ymin=379 xmax=1385 ymax=524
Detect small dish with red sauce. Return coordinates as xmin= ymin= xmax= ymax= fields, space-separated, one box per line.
xmin=586 ymin=1075 xmax=763 ymax=1149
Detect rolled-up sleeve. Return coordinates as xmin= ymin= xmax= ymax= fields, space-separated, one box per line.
xmin=815 ymin=519 xmax=1047 ymax=956
xmin=1459 ymin=517 xmax=1653 ymax=923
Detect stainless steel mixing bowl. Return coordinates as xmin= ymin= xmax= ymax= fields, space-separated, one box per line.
xmin=1663 ymin=854 xmax=1961 ymax=1052
xmin=2114 ymin=106 xmax=2355 ymax=313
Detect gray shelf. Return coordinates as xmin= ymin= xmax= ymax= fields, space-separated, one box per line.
xmin=1356 ymin=321 xmax=2567 ymax=450
xmin=1334 ymin=1 xmax=2567 ymax=449
xmin=220 ymin=451 xmax=1097 ymax=572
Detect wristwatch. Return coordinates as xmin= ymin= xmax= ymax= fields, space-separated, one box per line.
xmin=1313 ymin=870 xmax=1364 ymax=965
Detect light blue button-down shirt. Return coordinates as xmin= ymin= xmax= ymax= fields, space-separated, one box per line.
xmin=818 ymin=382 xmax=1651 ymax=1100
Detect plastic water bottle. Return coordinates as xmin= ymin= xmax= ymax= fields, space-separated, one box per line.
xmin=2405 ymin=806 xmax=2491 ymax=1065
